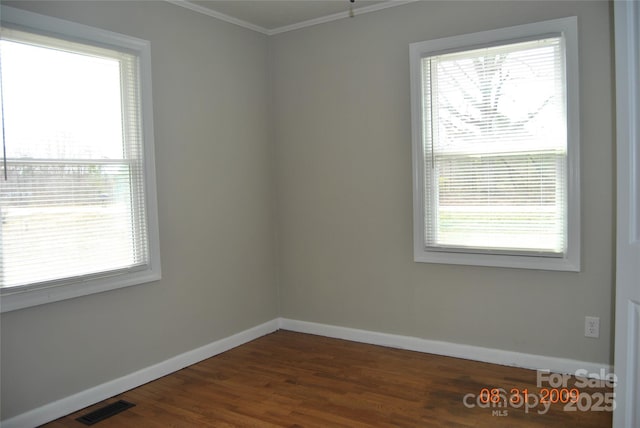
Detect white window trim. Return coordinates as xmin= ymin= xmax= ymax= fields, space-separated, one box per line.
xmin=0 ymin=6 xmax=161 ymax=312
xmin=409 ymin=17 xmax=580 ymax=271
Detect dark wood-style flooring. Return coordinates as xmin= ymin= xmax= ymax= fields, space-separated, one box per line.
xmin=44 ymin=330 xmax=612 ymax=427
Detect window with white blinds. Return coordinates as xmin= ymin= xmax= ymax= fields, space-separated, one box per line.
xmin=410 ymin=18 xmax=580 ymax=271
xmin=0 ymin=6 xmax=161 ymax=311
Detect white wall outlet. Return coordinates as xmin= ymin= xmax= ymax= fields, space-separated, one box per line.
xmin=585 ymin=316 xmax=600 ymax=338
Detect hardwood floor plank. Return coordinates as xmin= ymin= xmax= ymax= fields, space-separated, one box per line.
xmin=42 ymin=331 xmax=612 ymax=427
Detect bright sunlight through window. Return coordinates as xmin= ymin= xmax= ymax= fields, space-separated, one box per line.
xmin=1 ymin=7 xmax=160 ymax=312
xmin=422 ymin=38 xmax=566 ymax=254
xmin=410 ymin=18 xmax=580 ymax=271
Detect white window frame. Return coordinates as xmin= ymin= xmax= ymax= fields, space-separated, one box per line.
xmin=410 ymin=17 xmax=580 ymax=271
xmin=0 ymin=6 xmax=161 ymax=312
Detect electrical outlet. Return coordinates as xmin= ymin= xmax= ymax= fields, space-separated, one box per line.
xmin=585 ymin=316 xmax=600 ymax=338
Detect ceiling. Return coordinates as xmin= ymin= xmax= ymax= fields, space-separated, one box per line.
xmin=168 ymin=0 xmax=415 ymax=35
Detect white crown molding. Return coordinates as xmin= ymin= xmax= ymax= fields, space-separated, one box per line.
xmin=166 ymin=0 xmax=271 ymax=34
xmin=267 ymin=0 xmax=419 ymax=35
xmin=166 ymin=0 xmax=419 ymax=36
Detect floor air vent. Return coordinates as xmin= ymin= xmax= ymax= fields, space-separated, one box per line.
xmin=76 ymin=400 xmax=135 ymax=425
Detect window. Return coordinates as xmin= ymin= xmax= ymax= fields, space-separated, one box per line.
xmin=0 ymin=6 xmax=161 ymax=312
xmin=410 ymin=18 xmax=579 ymax=271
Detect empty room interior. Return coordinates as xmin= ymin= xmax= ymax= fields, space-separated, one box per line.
xmin=0 ymin=0 xmax=636 ymax=427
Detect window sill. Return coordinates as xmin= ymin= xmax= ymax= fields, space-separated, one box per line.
xmin=414 ymin=247 xmax=580 ymax=272
xmin=0 ymin=268 xmax=161 ymax=313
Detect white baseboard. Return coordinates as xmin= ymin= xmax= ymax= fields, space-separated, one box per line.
xmin=279 ymin=318 xmax=613 ymax=378
xmin=1 ymin=319 xmax=279 ymax=428
xmin=3 ymin=317 xmax=613 ymax=428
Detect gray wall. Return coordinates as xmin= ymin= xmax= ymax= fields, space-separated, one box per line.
xmin=0 ymin=1 xmax=278 ymax=420
xmin=1 ymin=0 xmax=615 ymax=422
xmin=271 ymin=0 xmax=613 ymax=363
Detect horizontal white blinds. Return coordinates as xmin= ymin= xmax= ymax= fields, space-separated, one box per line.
xmin=0 ymin=28 xmax=149 ymax=288
xmin=421 ymin=37 xmax=567 ymax=254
